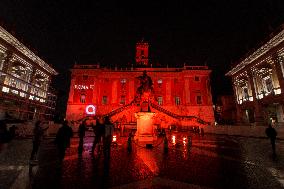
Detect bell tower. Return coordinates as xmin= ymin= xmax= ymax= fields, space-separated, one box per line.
xmin=135 ymin=40 xmax=149 ymax=66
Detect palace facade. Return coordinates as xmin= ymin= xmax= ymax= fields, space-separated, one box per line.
xmin=0 ymin=26 xmax=58 ymax=120
xmin=226 ymin=25 xmax=284 ymax=126
xmin=66 ymin=41 xmax=214 ymax=127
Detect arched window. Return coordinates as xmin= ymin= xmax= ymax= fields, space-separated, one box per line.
xmin=102 ymin=96 xmax=108 ymax=105
xmin=175 ymin=96 xmax=181 ymax=105
xmin=80 ymin=94 xmax=86 ymax=103
xmin=196 ymin=95 xmax=202 ymax=105
xmin=121 ymin=79 xmax=127 ymax=84
xmin=157 ymin=79 xmax=162 ymax=88
xmin=157 ymin=96 xmax=163 ymax=105
xmin=194 ymin=76 xmax=200 ymax=81
xmin=120 ymin=95 xmax=126 ymax=105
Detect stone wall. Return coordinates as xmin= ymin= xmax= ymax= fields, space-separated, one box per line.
xmin=203 ymin=125 xmax=284 ymax=139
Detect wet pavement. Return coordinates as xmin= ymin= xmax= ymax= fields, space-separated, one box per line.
xmin=1 ymin=131 xmax=284 ymax=189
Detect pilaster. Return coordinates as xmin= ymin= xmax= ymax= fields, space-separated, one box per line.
xmin=235 ymin=104 xmax=243 ymax=124
xmin=111 ymin=79 xmax=118 ymax=104
xmin=92 ymin=79 xmax=97 ymax=103
xmin=185 ymin=78 xmax=190 ymax=104
xmin=273 ymin=55 xmax=284 ymax=92
xmin=248 ymin=70 xmax=264 ymax=125
xmin=68 ymin=75 xmax=75 ymax=103
xmin=165 ymin=78 xmax=172 ymax=105
xmin=129 ymin=79 xmax=134 ymax=102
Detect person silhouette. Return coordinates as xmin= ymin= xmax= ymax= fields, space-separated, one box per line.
xmin=55 ymin=120 xmax=73 ymax=161
xmin=103 ymin=116 xmax=114 ymax=160
xmin=78 ymin=120 xmax=87 ymax=154
xmin=30 ymin=120 xmax=49 ymax=161
xmin=265 ymin=123 xmax=277 ymax=156
xmin=91 ymin=116 xmax=105 ymax=155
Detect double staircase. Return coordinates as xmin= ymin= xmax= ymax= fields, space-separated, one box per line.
xmin=103 ymin=101 xmax=135 ymax=117
xmin=150 ymin=102 xmax=210 ymax=125
xmin=75 ymin=100 xmax=210 ymax=125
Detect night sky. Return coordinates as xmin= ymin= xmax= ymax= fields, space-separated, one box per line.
xmin=1 ymin=0 xmax=284 ymax=114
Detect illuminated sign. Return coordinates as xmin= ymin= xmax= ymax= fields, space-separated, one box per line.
xmin=75 ymin=85 xmax=94 ymax=90
xmin=85 ymin=105 xmax=96 ymax=115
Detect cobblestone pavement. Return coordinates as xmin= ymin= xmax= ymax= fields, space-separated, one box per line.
xmin=0 ymin=139 xmax=32 ymax=189
xmin=1 ymin=132 xmax=284 ymax=189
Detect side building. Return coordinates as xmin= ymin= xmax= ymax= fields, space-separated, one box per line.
xmin=0 ymin=26 xmax=58 ymax=120
xmin=226 ymin=25 xmax=284 ymax=126
xmin=66 ymin=41 xmax=215 ymax=128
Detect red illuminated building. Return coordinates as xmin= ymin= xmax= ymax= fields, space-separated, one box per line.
xmin=66 ymin=41 xmax=214 ymax=128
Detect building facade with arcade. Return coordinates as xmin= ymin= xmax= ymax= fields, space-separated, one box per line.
xmin=66 ymin=41 xmax=214 ymax=128
xmin=0 ymin=26 xmax=58 ymax=120
xmin=226 ymin=25 xmax=284 ymax=126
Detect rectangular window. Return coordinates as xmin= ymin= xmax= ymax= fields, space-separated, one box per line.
xmin=157 ymin=96 xmax=163 ymax=105
xmin=197 ymin=95 xmax=202 ymax=104
xmin=265 ymin=77 xmax=273 ymax=92
xmin=243 ymin=87 xmax=249 ymax=99
xmin=102 ymin=96 xmax=108 ymax=105
xmin=120 ymin=95 xmax=126 ymax=105
xmin=157 ymin=79 xmax=162 ymax=88
xmin=175 ymin=96 xmax=181 ymax=105
xmin=80 ymin=94 xmax=86 ymax=103
xmin=194 ymin=76 xmax=200 ymax=81
xmin=157 ymin=79 xmax=162 ymax=84
xmin=0 ymin=52 xmax=4 ymax=71
xmin=83 ymin=75 xmax=88 ymax=80
xmin=174 ymin=78 xmax=178 ymax=84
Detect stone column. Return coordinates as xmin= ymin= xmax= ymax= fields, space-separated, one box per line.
xmin=27 ymin=68 xmax=37 ymax=95
xmin=254 ymin=102 xmax=265 ymax=125
xmin=1 ymin=51 xmax=12 ymax=73
xmin=0 ymin=51 xmax=12 ymax=84
xmin=232 ymin=81 xmax=243 ymax=124
xmin=248 ymin=70 xmax=264 ymax=125
xmin=247 ymin=71 xmax=257 ymax=100
xmin=273 ymin=55 xmax=284 ymax=92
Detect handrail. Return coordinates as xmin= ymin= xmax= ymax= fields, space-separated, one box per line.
xmin=74 ymin=100 xmax=211 ymax=125
xmin=74 ymin=101 xmax=135 ymax=123
xmin=103 ymin=100 xmax=134 ymax=117
xmin=150 ymin=102 xmax=210 ymax=125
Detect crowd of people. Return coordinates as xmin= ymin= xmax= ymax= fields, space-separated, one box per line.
xmin=78 ymin=116 xmax=114 ymax=159
xmin=29 ymin=115 xmax=115 ymax=162
xmin=1 ymin=114 xmax=279 ymax=166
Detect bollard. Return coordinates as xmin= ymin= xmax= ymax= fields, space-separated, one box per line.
xmin=164 ymin=136 xmax=169 ymax=154
xmin=127 ymin=133 xmax=132 ymax=153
